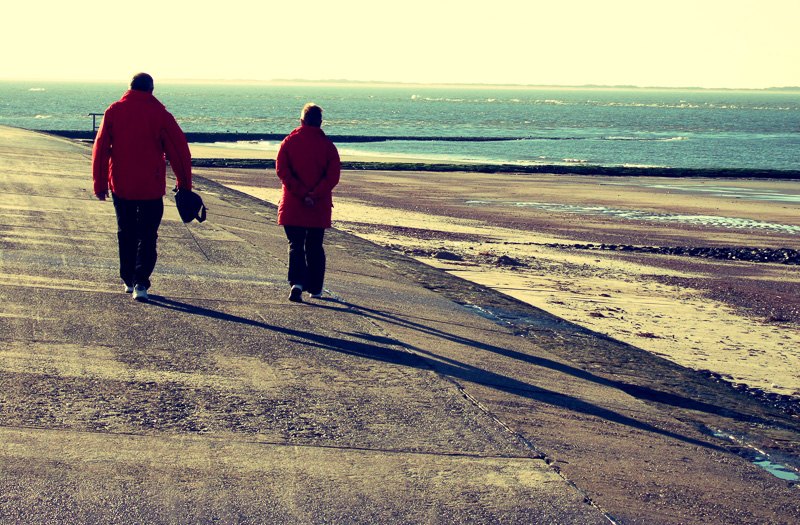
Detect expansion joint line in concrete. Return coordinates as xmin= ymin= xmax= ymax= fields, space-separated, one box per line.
xmin=330 ymin=299 xmax=619 ymax=524
xmin=455 ymin=387 xmax=618 ymax=524
xmin=0 ymin=191 xmax=94 ymax=200
xmin=435 ymin=371 xmax=618 ymax=524
xmin=193 ymin=213 xmax=270 ymax=226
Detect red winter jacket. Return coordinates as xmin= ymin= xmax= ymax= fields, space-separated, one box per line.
xmin=276 ymin=124 xmax=341 ymax=228
xmin=92 ymin=90 xmax=192 ymax=200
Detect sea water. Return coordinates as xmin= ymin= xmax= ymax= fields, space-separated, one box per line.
xmin=1 ymin=80 xmax=799 ymax=170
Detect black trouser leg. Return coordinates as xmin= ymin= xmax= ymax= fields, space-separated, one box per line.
xmin=113 ymin=194 xmax=138 ymax=288
xmin=305 ymin=228 xmax=326 ymax=295
xmin=284 ymin=225 xmax=309 ymax=289
xmin=113 ymin=193 xmax=163 ymax=290
xmin=284 ymin=226 xmax=326 ymax=293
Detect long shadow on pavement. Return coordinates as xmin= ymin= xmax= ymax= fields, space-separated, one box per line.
xmin=331 ymin=300 xmax=768 ymax=429
xmin=146 ymin=295 xmax=723 ymax=451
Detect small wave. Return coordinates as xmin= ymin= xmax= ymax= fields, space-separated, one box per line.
xmin=193 ymin=141 xmax=279 ymax=153
xmin=402 ymin=95 xmax=791 ymax=112
xmin=335 ymin=146 xmax=475 ymax=164
xmin=28 ymin=88 xmax=46 ymax=92
xmin=410 ymin=95 xmax=469 ymax=102
xmin=621 ymin=163 xmax=667 ymax=169
xmin=517 ymin=135 xmax=688 ymax=142
xmin=34 ymin=115 xmax=51 ymax=119
xmin=601 ymin=136 xmax=688 ymax=142
xmin=231 ymin=140 xmax=277 ymax=150
xmin=529 ymin=99 xmax=797 ymax=111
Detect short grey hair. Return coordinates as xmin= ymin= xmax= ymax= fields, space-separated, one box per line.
xmin=301 ymin=103 xmax=323 ymax=126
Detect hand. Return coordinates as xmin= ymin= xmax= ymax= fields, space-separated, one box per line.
xmin=95 ymin=191 xmax=108 ymax=201
xmin=304 ymin=195 xmax=315 ymax=207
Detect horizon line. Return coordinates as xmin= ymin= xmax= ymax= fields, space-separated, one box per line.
xmin=1 ymin=76 xmax=799 ymax=92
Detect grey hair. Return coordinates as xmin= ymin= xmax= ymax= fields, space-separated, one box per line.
xmin=301 ymin=103 xmax=323 ymax=126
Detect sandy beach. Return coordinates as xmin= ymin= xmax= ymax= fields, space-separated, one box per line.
xmin=190 ymin=143 xmax=452 ymax=165
xmin=191 ymin=144 xmax=800 ymax=407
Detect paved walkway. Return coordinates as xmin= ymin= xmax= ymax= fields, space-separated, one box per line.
xmin=1 ymin=125 xmax=798 ymax=524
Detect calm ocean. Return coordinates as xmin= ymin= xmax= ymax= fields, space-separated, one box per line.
xmin=1 ymin=80 xmax=798 ymax=171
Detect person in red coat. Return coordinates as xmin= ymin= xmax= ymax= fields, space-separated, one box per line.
xmin=276 ymin=103 xmax=341 ymax=302
xmin=92 ymin=73 xmax=193 ymax=302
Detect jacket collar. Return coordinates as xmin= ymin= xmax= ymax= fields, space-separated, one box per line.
xmin=120 ymin=89 xmax=163 ymax=107
xmin=298 ymin=123 xmax=326 ymax=136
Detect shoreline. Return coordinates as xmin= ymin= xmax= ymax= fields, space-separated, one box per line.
xmin=191 ymin=156 xmax=800 ymax=180
xmin=42 ymin=130 xmax=800 ymax=179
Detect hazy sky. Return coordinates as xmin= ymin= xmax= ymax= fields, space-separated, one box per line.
xmin=3 ymin=0 xmax=799 ymax=89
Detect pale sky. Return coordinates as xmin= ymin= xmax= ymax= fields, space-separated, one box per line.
xmin=3 ymin=0 xmax=799 ymax=89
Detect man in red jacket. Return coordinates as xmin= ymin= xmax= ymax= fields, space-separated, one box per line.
xmin=92 ymin=73 xmax=193 ymax=302
xmin=276 ymin=103 xmax=341 ymax=302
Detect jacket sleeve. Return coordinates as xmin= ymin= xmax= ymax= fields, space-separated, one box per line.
xmin=276 ymin=141 xmax=310 ymax=199
xmin=161 ymin=112 xmax=193 ymax=191
xmin=91 ymin=109 xmax=113 ymax=195
xmin=310 ymin=142 xmax=341 ymax=201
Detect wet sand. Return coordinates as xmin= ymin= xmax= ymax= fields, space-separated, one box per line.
xmin=191 ymin=150 xmax=800 ymax=405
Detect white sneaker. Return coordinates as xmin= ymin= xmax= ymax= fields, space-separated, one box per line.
xmin=289 ymin=285 xmax=303 ymax=303
xmin=124 ymin=284 xmax=134 ymax=293
xmin=310 ymin=292 xmax=323 ymax=299
xmin=132 ymin=285 xmax=149 ymax=302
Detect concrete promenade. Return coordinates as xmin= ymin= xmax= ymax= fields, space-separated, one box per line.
xmin=1 ymin=125 xmax=798 ymax=524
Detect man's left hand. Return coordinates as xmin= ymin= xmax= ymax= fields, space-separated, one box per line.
xmin=95 ymin=191 xmax=108 ymax=201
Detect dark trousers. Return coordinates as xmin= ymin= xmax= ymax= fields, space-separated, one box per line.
xmin=284 ymin=226 xmax=326 ymax=295
xmin=112 ymin=193 xmax=164 ymax=290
